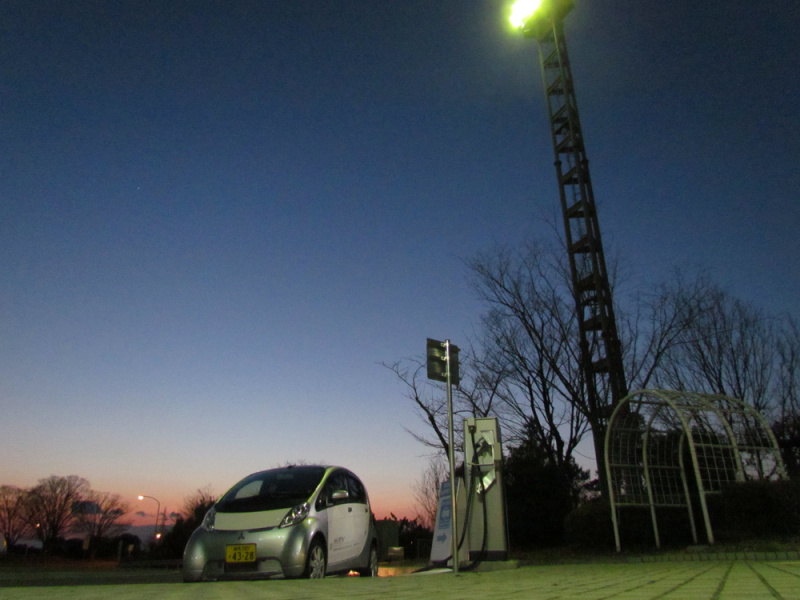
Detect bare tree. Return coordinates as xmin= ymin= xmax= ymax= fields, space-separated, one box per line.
xmin=382 ymin=342 xmax=502 ymax=458
xmin=73 ymin=491 xmax=130 ymax=538
xmin=383 ymin=358 xmax=450 ymax=453
xmin=652 ymin=284 xmax=779 ymax=412
xmin=182 ymin=486 xmax=217 ymax=522
xmin=621 ymin=270 xmax=716 ymax=390
xmin=72 ymin=491 xmax=131 ymax=557
xmin=412 ymin=455 xmax=448 ymax=530
xmin=773 ymin=317 xmax=800 ymax=476
xmin=25 ymin=475 xmax=90 ymax=551
xmin=0 ymin=485 xmax=30 ymax=547
xmin=466 ymin=242 xmax=590 ymax=470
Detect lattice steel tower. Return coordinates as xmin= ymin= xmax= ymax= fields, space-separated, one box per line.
xmin=516 ymin=0 xmax=628 ymax=428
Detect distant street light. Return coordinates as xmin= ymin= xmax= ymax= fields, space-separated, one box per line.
xmin=137 ymin=494 xmax=161 ymax=541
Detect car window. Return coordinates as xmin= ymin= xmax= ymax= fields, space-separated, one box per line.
xmin=216 ymin=466 xmax=326 ymax=513
xmin=345 ymin=472 xmax=366 ymax=504
xmin=316 ymin=471 xmax=351 ymax=510
xmin=233 ymin=480 xmax=261 ymax=500
xmin=328 ymin=472 xmax=349 ymax=503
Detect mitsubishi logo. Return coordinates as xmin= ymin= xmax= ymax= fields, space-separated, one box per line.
xmin=237 ymin=532 xmax=246 ymax=541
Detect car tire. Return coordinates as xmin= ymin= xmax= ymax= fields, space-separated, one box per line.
xmin=358 ymin=543 xmax=379 ymax=577
xmin=304 ymin=539 xmax=326 ymax=579
xmin=182 ymin=571 xmax=202 ymax=583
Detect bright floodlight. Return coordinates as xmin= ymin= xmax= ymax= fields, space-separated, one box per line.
xmin=509 ymin=0 xmax=545 ymax=28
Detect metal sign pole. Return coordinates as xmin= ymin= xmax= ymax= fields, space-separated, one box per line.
xmin=445 ymin=339 xmax=459 ymax=575
xmin=426 ymin=337 xmax=460 ymax=573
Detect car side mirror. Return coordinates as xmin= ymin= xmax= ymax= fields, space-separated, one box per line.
xmin=331 ymin=490 xmax=349 ymax=503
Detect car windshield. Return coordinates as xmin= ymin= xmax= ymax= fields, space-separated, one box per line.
xmin=215 ymin=466 xmax=327 ymax=513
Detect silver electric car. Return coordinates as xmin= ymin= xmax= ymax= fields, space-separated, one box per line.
xmin=183 ymin=465 xmax=379 ymax=582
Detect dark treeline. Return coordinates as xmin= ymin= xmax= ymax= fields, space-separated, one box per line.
xmin=0 ymin=476 xmax=219 ymax=561
xmin=0 ymin=475 xmax=133 ymax=558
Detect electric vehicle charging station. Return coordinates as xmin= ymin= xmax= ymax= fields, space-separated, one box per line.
xmin=430 ymin=416 xmax=509 ymax=568
xmin=463 ymin=416 xmax=508 ymax=562
xmin=426 ymin=338 xmax=508 ymax=569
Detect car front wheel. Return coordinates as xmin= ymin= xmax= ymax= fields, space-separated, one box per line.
xmin=304 ymin=539 xmax=326 ymax=579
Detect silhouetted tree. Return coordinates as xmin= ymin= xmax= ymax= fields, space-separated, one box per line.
xmin=773 ymin=414 xmax=800 ymax=478
xmin=503 ymin=430 xmax=590 ymax=548
xmin=182 ymin=487 xmax=217 ymax=524
xmin=159 ymin=487 xmax=217 ymax=559
xmin=653 ymin=284 xmax=778 ymax=411
xmin=72 ymin=491 xmax=131 ymax=558
xmin=648 ymin=286 xmax=800 ymax=478
xmin=25 ymin=475 xmax=90 ymax=552
xmin=0 ymin=485 xmax=30 ymax=547
xmin=397 ymin=516 xmax=432 ymax=560
xmin=773 ymin=318 xmax=800 ymax=476
xmin=465 ymin=246 xmax=715 ymax=496
xmin=620 ymin=269 xmax=718 ymax=390
xmin=412 ymin=455 xmax=447 ymax=530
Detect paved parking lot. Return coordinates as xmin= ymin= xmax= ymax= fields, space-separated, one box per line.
xmin=0 ymin=559 xmax=798 ymax=600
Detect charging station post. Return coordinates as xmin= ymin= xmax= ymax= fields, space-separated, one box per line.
xmin=463 ymin=417 xmax=508 ymax=562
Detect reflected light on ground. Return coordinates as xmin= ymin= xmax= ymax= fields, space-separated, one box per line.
xmin=378 ymin=564 xmax=422 ymax=577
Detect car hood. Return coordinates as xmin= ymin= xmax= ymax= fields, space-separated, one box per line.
xmin=214 ymin=508 xmax=290 ymax=531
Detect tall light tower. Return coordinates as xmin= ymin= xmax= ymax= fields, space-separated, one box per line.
xmin=510 ymin=0 xmax=628 ymax=472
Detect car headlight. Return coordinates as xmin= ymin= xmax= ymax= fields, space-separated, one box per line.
xmin=279 ymin=502 xmax=310 ymax=528
xmin=202 ymin=507 xmax=216 ymax=531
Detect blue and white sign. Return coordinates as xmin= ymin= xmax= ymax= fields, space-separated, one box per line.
xmin=430 ymin=480 xmax=453 ymax=564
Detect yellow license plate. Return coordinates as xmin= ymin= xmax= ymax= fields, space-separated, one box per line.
xmin=226 ymin=544 xmax=256 ymax=563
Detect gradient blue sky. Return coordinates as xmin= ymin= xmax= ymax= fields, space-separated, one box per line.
xmin=2 ymin=0 xmax=798 ymax=523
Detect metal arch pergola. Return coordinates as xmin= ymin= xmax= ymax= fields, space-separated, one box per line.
xmin=604 ymin=389 xmax=787 ymax=552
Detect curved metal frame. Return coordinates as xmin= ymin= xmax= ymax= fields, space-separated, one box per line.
xmin=604 ymin=389 xmax=786 ymax=552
